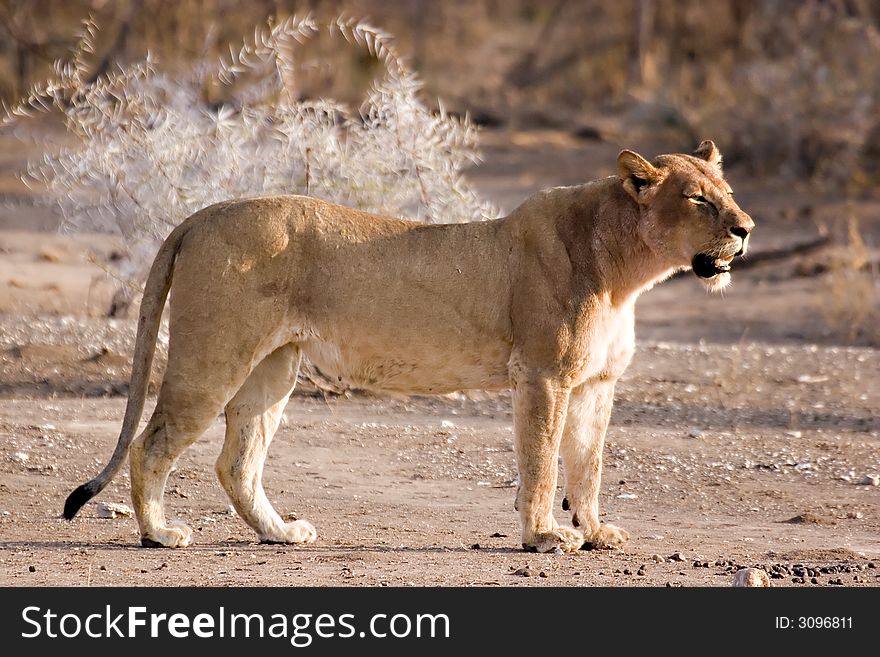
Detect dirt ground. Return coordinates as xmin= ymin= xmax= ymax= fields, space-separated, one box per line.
xmin=0 ymin=129 xmax=878 ymax=587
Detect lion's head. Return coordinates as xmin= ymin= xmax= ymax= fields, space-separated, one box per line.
xmin=617 ymin=140 xmax=754 ymax=292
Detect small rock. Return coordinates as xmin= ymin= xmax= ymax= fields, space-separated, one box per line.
xmin=829 ymin=578 xmax=844 ymax=585
xmin=784 ymin=430 xmax=802 ymax=438
xmin=732 ymin=568 xmax=771 ymax=587
xmin=490 ymin=532 xmax=507 ymax=538
xmin=511 ymin=567 xmax=533 ymax=577
xmin=846 ymin=511 xmax=864 ymax=519
xmin=810 ymin=577 xmax=818 ymax=585
xmin=668 ymin=552 xmax=685 ymax=562
xmin=470 ymin=543 xmax=481 ymax=550
xmin=858 ymin=474 xmax=880 ymax=486
xmin=652 ymin=554 xmax=665 ymax=563
xmin=552 ymin=547 xmax=564 ymax=556
xmin=95 ymin=502 xmax=134 ymax=519
xmin=1 ymin=511 xmax=10 ymax=516
xmin=616 ymin=493 xmax=638 ymax=500
xmin=226 ymin=505 xmax=236 ymax=515
xmin=792 ymin=576 xmax=805 ymax=584
xmin=28 ymin=565 xmax=36 ymax=573
xmin=623 ymin=568 xmax=632 ymax=575
xmin=11 ymin=452 xmax=29 ymax=463
xmin=440 ymin=420 xmax=456 ymax=430
xmin=784 ymin=512 xmax=834 ymax=526
xmin=637 ymin=566 xmax=647 ymax=576
xmin=687 ymin=428 xmax=704 ymax=439
xmin=538 ymin=571 xmax=548 ymax=578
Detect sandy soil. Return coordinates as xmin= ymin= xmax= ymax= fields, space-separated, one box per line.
xmin=0 ymin=129 xmax=878 ymax=587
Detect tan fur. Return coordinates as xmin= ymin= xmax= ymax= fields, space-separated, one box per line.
xmin=66 ymin=141 xmax=754 ymax=553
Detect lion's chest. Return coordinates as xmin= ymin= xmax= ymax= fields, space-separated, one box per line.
xmin=566 ymin=304 xmax=636 ymax=387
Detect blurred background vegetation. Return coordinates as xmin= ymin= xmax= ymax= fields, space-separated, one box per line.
xmin=3 ymin=0 xmax=880 ymax=187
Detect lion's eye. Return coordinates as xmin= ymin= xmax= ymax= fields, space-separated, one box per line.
xmin=688 ymin=195 xmax=717 ymax=213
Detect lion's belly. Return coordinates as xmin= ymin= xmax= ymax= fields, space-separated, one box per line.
xmin=301 ymin=337 xmax=511 ymax=394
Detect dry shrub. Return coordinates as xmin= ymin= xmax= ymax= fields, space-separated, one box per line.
xmin=4 ymin=15 xmax=497 ymax=298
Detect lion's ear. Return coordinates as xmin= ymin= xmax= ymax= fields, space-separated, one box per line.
xmin=693 ymin=140 xmax=723 ymax=167
xmin=617 ymin=150 xmax=660 ymax=201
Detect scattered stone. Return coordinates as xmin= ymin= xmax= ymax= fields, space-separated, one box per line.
xmin=1 ymin=511 xmax=10 ymax=516
xmin=665 ymin=581 xmax=682 ymax=587
xmin=616 ymin=493 xmax=638 ymax=500
xmin=490 ymin=532 xmax=507 ymax=538
xmin=96 ymin=502 xmax=135 ymax=519
xmin=623 ymin=568 xmax=632 ymax=575
xmin=792 ymin=576 xmax=805 ymax=584
xmin=100 ymin=565 xmax=107 ymax=571
xmin=470 ymin=543 xmax=481 ymax=550
xmin=796 ymin=374 xmax=829 ymax=384
xmin=810 ymin=577 xmax=818 ymax=585
xmin=38 ymin=245 xmax=64 ymax=263
xmin=784 ymin=430 xmax=802 ymax=438
xmin=511 ymin=567 xmax=533 ymax=577
xmin=829 ymin=578 xmax=844 ymax=585
xmin=226 ymin=505 xmax=236 ymax=515
xmin=637 ymin=566 xmax=647 ymax=576
xmin=440 ymin=420 xmax=456 ymax=431
xmin=11 ymin=452 xmax=29 ymax=463
xmin=28 ymin=565 xmax=36 ymax=573
xmin=668 ymin=552 xmax=685 ymax=562
xmin=858 ymin=474 xmax=880 ymax=486
xmin=784 ymin=512 xmax=834 ymax=526
xmin=732 ymin=568 xmax=771 ymax=587
xmin=652 ymin=554 xmax=665 ymax=563
xmin=846 ymin=511 xmax=864 ymax=519
xmin=539 ymin=571 xmax=548 ymax=578
xmin=552 ymin=548 xmax=564 ymax=556
xmin=687 ymin=428 xmax=704 ymax=439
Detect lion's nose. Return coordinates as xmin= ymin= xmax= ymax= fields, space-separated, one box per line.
xmin=730 ymin=225 xmax=752 ymax=239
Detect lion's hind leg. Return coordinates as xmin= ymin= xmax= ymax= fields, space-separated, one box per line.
xmin=216 ymin=343 xmax=316 ymax=545
xmin=131 ymin=390 xmax=230 ymax=548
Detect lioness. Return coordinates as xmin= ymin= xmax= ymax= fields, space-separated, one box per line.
xmin=64 ymin=140 xmax=753 ymax=553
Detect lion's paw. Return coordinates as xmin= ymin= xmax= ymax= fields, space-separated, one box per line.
xmin=140 ymin=520 xmax=193 ymax=548
xmin=259 ymin=519 xmax=317 ymax=545
xmin=523 ymin=526 xmax=583 ymax=553
xmin=581 ymin=523 xmax=629 ymax=550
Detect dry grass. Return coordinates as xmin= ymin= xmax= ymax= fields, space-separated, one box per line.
xmin=821 ymin=216 xmax=880 ymax=345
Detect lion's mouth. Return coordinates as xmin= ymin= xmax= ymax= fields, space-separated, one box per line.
xmin=692 ymin=253 xmax=734 ymax=278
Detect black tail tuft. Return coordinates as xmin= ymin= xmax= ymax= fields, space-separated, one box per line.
xmin=63 ymin=482 xmax=97 ymax=520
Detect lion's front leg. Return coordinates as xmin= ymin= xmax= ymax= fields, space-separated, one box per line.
xmin=560 ymin=380 xmax=629 ymax=550
xmin=511 ymin=371 xmax=582 ymax=553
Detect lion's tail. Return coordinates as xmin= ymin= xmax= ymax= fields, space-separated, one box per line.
xmin=63 ymin=221 xmax=190 ymax=520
